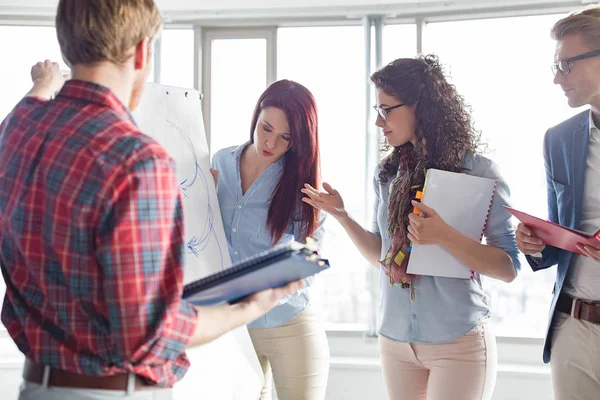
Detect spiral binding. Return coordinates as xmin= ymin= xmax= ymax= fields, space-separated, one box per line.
xmin=479 ymin=179 xmax=498 ymax=241
xmin=471 ymin=178 xmax=498 ymax=280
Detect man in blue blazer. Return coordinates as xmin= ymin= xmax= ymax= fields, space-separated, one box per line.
xmin=516 ymin=6 xmax=600 ymax=399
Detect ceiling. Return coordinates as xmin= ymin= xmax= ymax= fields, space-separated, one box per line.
xmin=0 ymin=0 xmax=593 ymax=22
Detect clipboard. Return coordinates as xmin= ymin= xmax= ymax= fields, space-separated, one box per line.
xmin=406 ymin=169 xmax=498 ymax=279
xmin=182 ymin=242 xmax=330 ymax=306
xmin=504 ymin=206 xmax=600 ymax=255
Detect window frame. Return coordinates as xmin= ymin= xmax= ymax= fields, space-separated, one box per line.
xmin=200 ymin=27 xmax=277 ymax=152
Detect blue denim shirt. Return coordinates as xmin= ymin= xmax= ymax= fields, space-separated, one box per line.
xmin=372 ymin=153 xmax=520 ymax=343
xmin=212 ymin=143 xmax=325 ymax=329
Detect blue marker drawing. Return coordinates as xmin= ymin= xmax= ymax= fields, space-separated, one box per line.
xmin=166 ymin=119 xmax=225 ymax=270
xmin=187 ymin=236 xmax=201 ymax=258
xmin=180 ymin=163 xmax=199 ymax=198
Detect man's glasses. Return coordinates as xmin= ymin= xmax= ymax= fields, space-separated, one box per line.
xmin=373 ymin=103 xmax=405 ymax=120
xmin=552 ymin=49 xmax=600 ymax=76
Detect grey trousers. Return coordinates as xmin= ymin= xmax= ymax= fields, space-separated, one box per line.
xmin=18 ymin=367 xmax=173 ymax=400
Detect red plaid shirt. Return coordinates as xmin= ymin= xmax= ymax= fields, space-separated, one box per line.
xmin=0 ymin=80 xmax=198 ymax=387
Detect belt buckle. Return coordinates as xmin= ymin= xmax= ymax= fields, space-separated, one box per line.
xmin=571 ymin=298 xmax=584 ymax=320
xmin=570 ymin=297 xmax=598 ymax=320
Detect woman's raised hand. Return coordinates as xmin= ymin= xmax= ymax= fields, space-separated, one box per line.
xmin=301 ymin=182 xmax=348 ymax=221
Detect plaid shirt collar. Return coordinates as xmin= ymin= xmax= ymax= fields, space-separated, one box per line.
xmin=57 ymin=79 xmax=136 ymax=125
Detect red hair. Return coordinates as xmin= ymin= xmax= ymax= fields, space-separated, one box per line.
xmin=249 ymin=80 xmax=321 ymax=244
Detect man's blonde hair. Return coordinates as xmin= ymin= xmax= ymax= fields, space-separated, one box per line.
xmin=56 ymin=0 xmax=162 ymax=66
xmin=552 ymin=5 xmax=600 ymax=49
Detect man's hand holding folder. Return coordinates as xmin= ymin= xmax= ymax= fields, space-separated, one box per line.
xmin=182 ymin=242 xmax=329 ymax=306
xmin=511 ymin=207 xmax=600 ymax=263
xmin=241 ymin=280 xmax=305 ymax=315
xmin=515 ymin=223 xmax=547 ymax=255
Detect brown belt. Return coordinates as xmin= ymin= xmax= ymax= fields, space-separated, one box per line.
xmin=23 ymin=359 xmax=154 ymax=391
xmin=556 ymin=293 xmax=600 ymax=324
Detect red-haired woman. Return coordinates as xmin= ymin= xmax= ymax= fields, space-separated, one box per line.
xmin=211 ymin=79 xmax=329 ymax=400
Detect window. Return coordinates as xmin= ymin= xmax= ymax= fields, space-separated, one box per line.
xmin=0 ymin=26 xmax=67 ymax=121
xmin=208 ymin=37 xmax=268 ymax=153
xmin=159 ymin=29 xmax=195 ymax=89
xmin=383 ymin=23 xmax=418 ymax=65
xmin=425 ymin=14 xmax=582 ymax=337
xmin=278 ymin=26 xmax=372 ymax=328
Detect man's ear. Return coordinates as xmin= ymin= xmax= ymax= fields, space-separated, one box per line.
xmin=134 ymin=37 xmax=150 ymax=71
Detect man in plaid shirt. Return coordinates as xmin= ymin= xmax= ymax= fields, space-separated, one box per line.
xmin=0 ymin=1 xmax=301 ymax=398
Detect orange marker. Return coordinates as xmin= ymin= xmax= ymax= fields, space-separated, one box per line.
xmin=413 ymin=191 xmax=423 ymax=215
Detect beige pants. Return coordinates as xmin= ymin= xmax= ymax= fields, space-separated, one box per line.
xmin=378 ymin=323 xmax=497 ymax=400
xmin=550 ymin=311 xmax=600 ymax=400
xmin=248 ymin=307 xmax=330 ymax=400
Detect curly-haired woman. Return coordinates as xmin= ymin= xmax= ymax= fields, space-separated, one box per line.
xmin=302 ymin=55 xmax=520 ymax=400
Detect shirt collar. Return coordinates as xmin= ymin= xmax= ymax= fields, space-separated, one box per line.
xmin=589 ymin=110 xmax=600 ymax=142
xmin=460 ymin=152 xmax=474 ymax=171
xmin=56 ymin=80 xmax=135 ymax=124
xmin=232 ymin=142 xmax=247 ymax=159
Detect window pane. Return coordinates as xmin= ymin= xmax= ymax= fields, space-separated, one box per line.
xmin=383 ymin=24 xmax=417 ymax=65
xmin=160 ymin=29 xmax=194 ymax=88
xmin=0 ymin=26 xmax=67 ymax=121
xmin=278 ymin=26 xmax=371 ymax=328
xmin=210 ymin=38 xmax=266 ymax=153
xmin=425 ymin=14 xmax=580 ymax=337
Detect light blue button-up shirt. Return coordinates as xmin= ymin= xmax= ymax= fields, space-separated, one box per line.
xmin=212 ymin=143 xmax=325 ymax=329
xmin=372 ymin=153 xmax=521 ymax=343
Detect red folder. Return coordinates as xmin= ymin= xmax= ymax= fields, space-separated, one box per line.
xmin=504 ymin=206 xmax=600 ymax=255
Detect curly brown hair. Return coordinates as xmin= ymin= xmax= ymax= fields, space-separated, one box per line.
xmin=370 ymin=54 xmax=481 ymax=183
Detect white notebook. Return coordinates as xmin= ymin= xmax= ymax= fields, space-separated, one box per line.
xmin=406 ymin=169 xmax=497 ymax=279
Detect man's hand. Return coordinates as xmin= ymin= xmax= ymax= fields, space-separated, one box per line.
xmin=516 ymin=223 xmax=546 ymax=255
xmin=577 ymin=244 xmax=600 ymax=263
xmin=239 ymin=280 xmax=304 ymax=322
xmin=188 ymin=280 xmax=305 ymax=347
xmin=27 ymin=60 xmax=67 ymax=100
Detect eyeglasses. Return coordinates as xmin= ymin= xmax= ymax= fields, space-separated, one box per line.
xmin=373 ymin=103 xmax=405 ymax=120
xmin=552 ymin=49 xmax=600 ymax=76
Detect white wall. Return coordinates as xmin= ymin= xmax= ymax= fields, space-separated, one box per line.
xmin=0 ymin=330 xmax=553 ymax=399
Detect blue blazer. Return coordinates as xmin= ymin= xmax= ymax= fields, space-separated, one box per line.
xmin=527 ymin=110 xmax=590 ymax=363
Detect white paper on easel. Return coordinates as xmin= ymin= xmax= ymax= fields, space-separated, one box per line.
xmin=133 ymin=83 xmax=262 ymax=400
xmin=406 ymin=169 xmax=497 ymax=279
